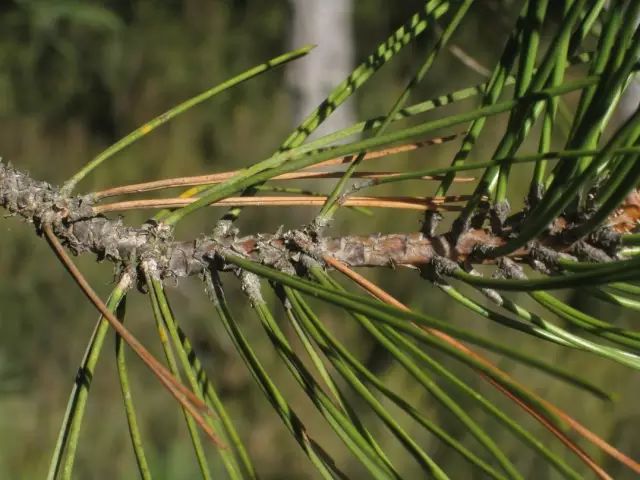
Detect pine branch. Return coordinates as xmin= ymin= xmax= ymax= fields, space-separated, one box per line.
xmin=2 ymin=161 xmax=638 ymax=282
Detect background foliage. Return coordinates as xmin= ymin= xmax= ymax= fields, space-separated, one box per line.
xmin=0 ymin=1 xmax=638 ymax=478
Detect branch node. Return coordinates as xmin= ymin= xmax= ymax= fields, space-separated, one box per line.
xmin=422 ymin=210 xmax=442 ymax=237
xmin=571 ymin=240 xmax=613 ymax=263
xmin=490 ymin=199 xmax=511 ymax=234
xmin=525 ymin=243 xmax=556 ymax=273
xmin=311 ymin=214 xmax=332 ymax=234
xmin=588 ymin=228 xmax=621 ymax=257
xmin=497 ymin=257 xmax=526 ymax=280
xmin=213 ymin=219 xmax=239 ymax=240
xmin=238 ymin=270 xmax=264 ymax=305
xmin=421 ymin=254 xmax=459 ymax=285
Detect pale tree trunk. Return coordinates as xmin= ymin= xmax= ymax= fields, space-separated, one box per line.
xmin=611 ymin=0 xmax=640 ymax=122
xmin=287 ymin=0 xmax=355 ymax=139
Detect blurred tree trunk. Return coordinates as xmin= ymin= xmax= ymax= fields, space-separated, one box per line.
xmin=600 ymin=0 xmax=639 ymax=122
xmin=287 ymin=0 xmax=355 ymax=139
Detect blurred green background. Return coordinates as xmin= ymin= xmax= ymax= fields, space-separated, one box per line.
xmin=0 ymin=1 xmax=638 ymax=478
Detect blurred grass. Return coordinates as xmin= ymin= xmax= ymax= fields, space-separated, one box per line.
xmin=0 ymin=1 xmax=638 ymax=478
